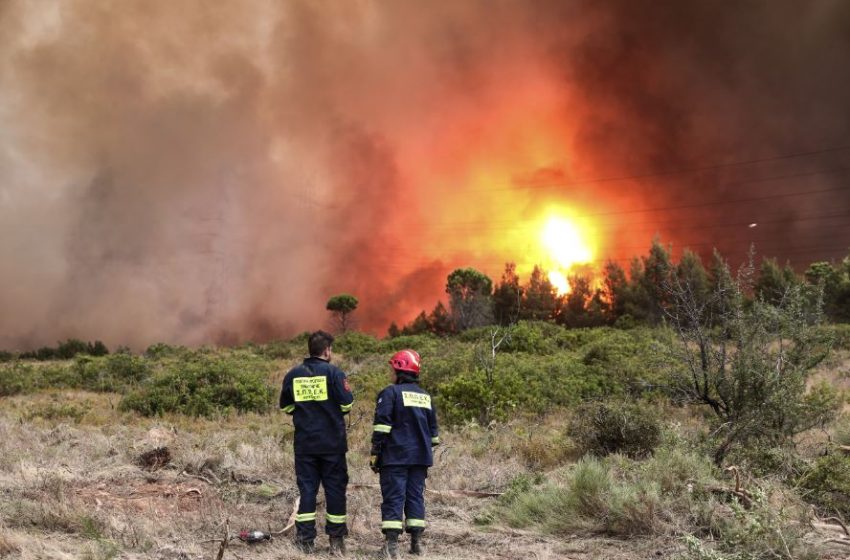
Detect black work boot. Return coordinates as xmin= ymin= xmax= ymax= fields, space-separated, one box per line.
xmin=409 ymin=531 xmax=423 ymax=555
xmin=329 ymin=536 xmax=346 ymax=556
xmin=295 ymin=539 xmax=315 ymax=554
xmin=381 ymin=531 xmax=400 ymax=559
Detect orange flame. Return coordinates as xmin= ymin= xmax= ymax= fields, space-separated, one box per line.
xmin=539 ymin=213 xmax=595 ymax=294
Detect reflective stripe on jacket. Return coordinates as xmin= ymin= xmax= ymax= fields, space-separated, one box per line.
xmin=371 ymin=383 xmax=439 ymax=466
xmin=280 ymin=357 xmax=354 ymax=455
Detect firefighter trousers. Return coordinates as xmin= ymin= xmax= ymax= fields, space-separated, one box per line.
xmin=294 ymin=453 xmax=348 ymax=541
xmin=379 ymin=465 xmax=428 ymax=534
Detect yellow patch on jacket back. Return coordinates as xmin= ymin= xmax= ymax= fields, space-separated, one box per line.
xmin=401 ymin=391 xmax=431 ymax=409
xmin=294 ymin=376 xmax=328 ymax=402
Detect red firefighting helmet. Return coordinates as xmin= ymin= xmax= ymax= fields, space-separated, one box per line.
xmin=389 ymin=349 xmax=421 ymax=375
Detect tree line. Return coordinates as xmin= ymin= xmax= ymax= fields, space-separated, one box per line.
xmin=388 ymin=239 xmax=850 ymax=336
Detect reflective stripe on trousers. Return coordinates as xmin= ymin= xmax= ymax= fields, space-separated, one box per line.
xmin=379 ymin=465 xmax=428 ymax=533
xmin=294 ymin=453 xmax=349 ymax=540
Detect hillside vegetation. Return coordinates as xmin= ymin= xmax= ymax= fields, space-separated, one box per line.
xmin=1 ymin=322 xmax=849 ymax=559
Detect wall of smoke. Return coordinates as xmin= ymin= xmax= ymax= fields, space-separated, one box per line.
xmin=1 ymin=0 xmax=848 ymax=348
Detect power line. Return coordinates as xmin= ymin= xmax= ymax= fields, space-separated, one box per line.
xmin=339 ymin=236 xmax=850 ymax=270
xmin=423 ymin=171 xmax=850 ymax=229
xmin=416 ymin=207 xmax=850 ymax=235
xmin=461 ymin=143 xmax=850 ymax=192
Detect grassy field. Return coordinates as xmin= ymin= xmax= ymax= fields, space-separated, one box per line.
xmin=1 ymin=325 xmax=849 ymax=559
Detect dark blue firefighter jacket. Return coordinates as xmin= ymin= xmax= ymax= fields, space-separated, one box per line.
xmin=280 ymin=357 xmax=354 ymax=455
xmin=371 ymin=382 xmax=440 ymax=466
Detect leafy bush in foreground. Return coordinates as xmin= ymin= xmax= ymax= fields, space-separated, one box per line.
xmin=437 ymin=367 xmax=523 ymax=425
xmin=797 ymin=453 xmax=850 ymax=517
xmin=120 ymin=353 xmax=274 ymax=417
xmin=0 ymin=362 xmax=37 ymax=396
xmin=568 ymin=400 xmax=662 ymax=458
xmin=484 ymin=455 xmax=673 ymax=535
xmin=72 ymin=354 xmax=152 ymax=392
xmin=484 ymin=450 xmax=814 ymax=558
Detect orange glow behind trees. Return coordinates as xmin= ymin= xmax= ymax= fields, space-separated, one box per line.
xmin=540 ymin=215 xmax=595 ymax=293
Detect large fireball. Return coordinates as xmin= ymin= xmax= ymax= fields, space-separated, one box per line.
xmin=540 ymin=215 xmax=594 ymax=294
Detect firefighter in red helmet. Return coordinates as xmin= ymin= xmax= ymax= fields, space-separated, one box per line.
xmin=370 ymin=349 xmax=440 ymax=557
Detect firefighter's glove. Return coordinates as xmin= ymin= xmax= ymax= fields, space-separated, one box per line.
xmin=369 ymin=455 xmax=380 ymax=474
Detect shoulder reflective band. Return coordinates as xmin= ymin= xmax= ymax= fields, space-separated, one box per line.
xmin=406 ymin=519 xmax=426 ymax=528
xmin=283 ymin=404 xmax=295 ymax=414
xmin=373 ymin=424 xmax=392 ymax=433
xmin=293 ymin=376 xmax=328 ymax=402
xmin=295 ymin=512 xmax=317 ymax=522
xmin=340 ymin=403 xmax=353 ymax=412
xmin=326 ymin=513 xmax=347 ymax=524
xmin=401 ymin=391 xmax=432 ymax=409
xmin=381 ymin=520 xmax=403 ymax=530
xmin=431 ymin=436 xmax=440 ymax=445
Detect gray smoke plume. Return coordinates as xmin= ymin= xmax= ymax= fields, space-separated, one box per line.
xmin=1 ymin=1 xmax=848 ymax=349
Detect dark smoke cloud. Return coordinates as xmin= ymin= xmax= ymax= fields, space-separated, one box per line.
xmin=555 ymin=0 xmax=850 ymax=261
xmin=1 ymin=0 xmax=848 ymax=349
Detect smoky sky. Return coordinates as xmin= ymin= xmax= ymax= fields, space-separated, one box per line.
xmin=1 ymin=0 xmax=849 ymax=349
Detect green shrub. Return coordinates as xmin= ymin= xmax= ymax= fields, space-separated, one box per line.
xmin=725 ymin=444 xmax=807 ymax=480
xmin=500 ymin=321 xmax=561 ymax=354
xmin=551 ymin=327 xmax=602 ymax=351
xmin=0 ymin=350 xmax=14 ymax=362
xmin=378 ymin=334 xmax=441 ymax=355
xmin=823 ymin=323 xmax=850 ymax=351
xmin=143 ymin=342 xmax=189 ymax=359
xmin=568 ymin=400 xmax=662 ymax=458
xmin=40 ymin=363 xmax=82 ymax=389
xmin=120 ymin=353 xmax=274 ymax=417
xmin=696 ymin=484 xmax=814 ymax=560
xmin=488 ymin=475 xmax=574 ymax=531
xmin=103 ymin=353 xmax=150 ymax=386
xmin=797 ymin=453 xmax=850 ymax=517
xmin=0 ymin=362 xmax=38 ymax=396
xmin=501 ymin=354 xmax=611 ymax=410
xmin=69 ymin=354 xmax=151 ymax=393
xmin=56 ymin=339 xmax=90 ymax=359
xmin=638 ymin=446 xmax=717 ymax=495
xmin=613 ymin=313 xmax=637 ymax=329
xmin=17 ymin=339 xmax=109 ymax=360
xmin=486 ymin=457 xmax=665 ymax=536
xmin=485 ymin=447 xmax=809 ymax=556
xmin=833 ymin=414 xmax=850 ymax=447
xmin=19 ymin=346 xmax=58 ymax=360
xmin=257 ymin=340 xmax=292 ymax=360
xmin=437 ymin=367 xmax=523 ymax=425
xmin=416 ymin=343 xmax=473 ymax=386
xmin=23 ymin=401 xmax=90 ymax=423
xmin=333 ymin=331 xmax=380 ymax=359
xmin=288 ymin=331 xmax=311 ymax=347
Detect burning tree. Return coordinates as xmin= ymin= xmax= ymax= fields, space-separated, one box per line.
xmin=664 ymin=250 xmax=840 ymax=464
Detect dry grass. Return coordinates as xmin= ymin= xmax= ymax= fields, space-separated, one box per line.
xmin=0 ymin=389 xmax=616 ymax=559
xmin=1 ymin=347 xmax=849 ymax=559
